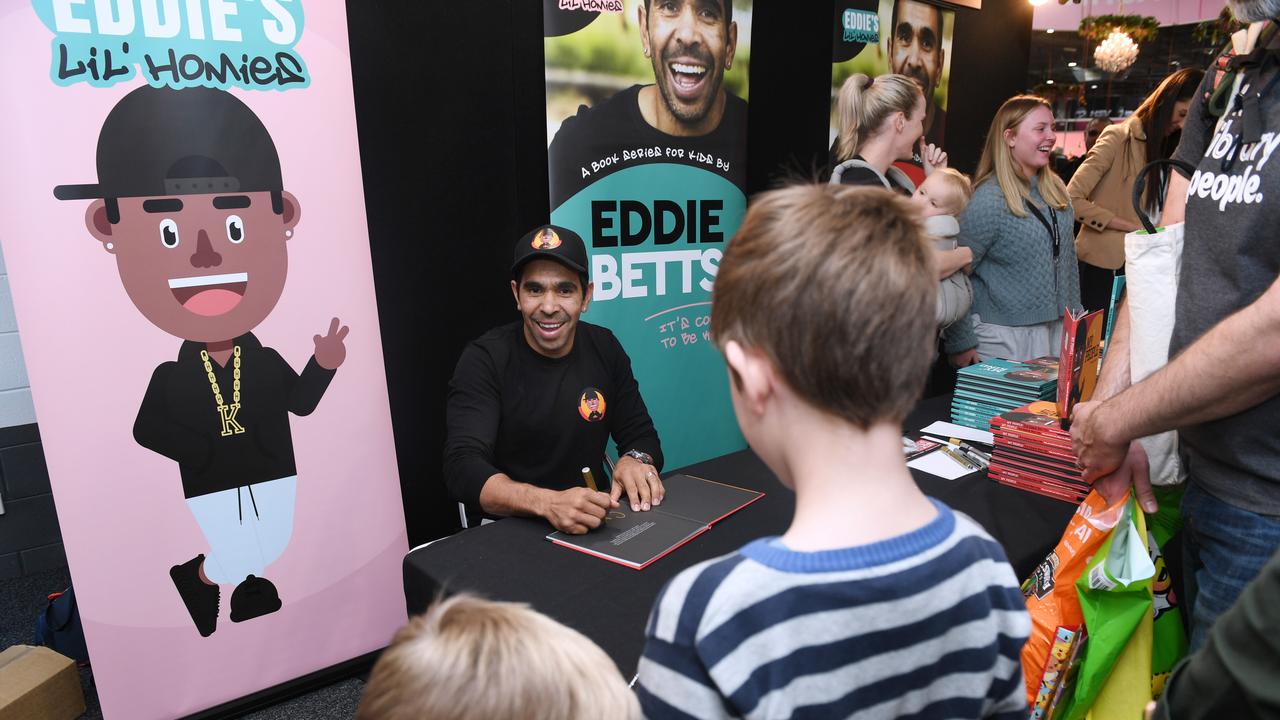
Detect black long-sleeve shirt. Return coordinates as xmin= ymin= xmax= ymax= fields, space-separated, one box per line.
xmin=443 ymin=321 xmax=663 ymax=507
xmin=133 ymin=333 xmax=334 ymax=498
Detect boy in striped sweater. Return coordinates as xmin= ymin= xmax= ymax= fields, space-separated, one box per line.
xmin=636 ymin=185 xmax=1030 ymax=719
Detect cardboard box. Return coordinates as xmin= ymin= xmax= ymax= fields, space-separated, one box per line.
xmin=0 ymin=645 xmax=86 ymax=720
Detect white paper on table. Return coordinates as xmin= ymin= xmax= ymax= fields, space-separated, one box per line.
xmin=907 ymin=449 xmax=976 ymax=480
xmin=919 ymin=421 xmax=994 ymax=446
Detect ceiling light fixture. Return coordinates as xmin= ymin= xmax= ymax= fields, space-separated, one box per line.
xmin=1095 ymin=30 xmax=1139 ymax=73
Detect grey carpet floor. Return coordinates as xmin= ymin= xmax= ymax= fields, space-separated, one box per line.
xmin=1 ymin=567 xmax=365 ymax=719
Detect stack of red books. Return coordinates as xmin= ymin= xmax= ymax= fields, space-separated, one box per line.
xmin=988 ymin=401 xmax=1090 ymax=504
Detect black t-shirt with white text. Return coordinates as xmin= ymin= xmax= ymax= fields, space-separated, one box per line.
xmin=1170 ymin=50 xmax=1280 ymax=513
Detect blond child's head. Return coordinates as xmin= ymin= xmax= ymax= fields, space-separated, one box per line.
xmin=911 ymin=168 xmax=972 ymax=218
xmin=356 ymin=594 xmax=640 ymax=720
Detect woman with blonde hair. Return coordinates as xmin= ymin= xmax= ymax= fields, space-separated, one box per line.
xmin=831 ymin=73 xmax=948 ymax=193
xmin=1067 ymin=67 xmax=1204 ymax=311
xmin=944 ymin=95 xmax=1081 ymax=367
xmin=831 ymin=74 xmax=969 ymax=283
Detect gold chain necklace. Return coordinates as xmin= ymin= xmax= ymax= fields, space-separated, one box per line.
xmin=200 ymin=346 xmax=246 ymax=437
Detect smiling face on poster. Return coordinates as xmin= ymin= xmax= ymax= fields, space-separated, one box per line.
xmin=0 ymin=3 xmax=406 ymax=718
xmin=542 ymin=0 xmax=752 ymax=471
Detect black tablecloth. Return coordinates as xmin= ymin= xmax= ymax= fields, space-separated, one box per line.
xmin=403 ymin=395 xmax=1075 ymax=674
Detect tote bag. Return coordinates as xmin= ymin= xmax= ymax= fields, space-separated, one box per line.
xmin=1123 ymin=159 xmax=1197 ymax=486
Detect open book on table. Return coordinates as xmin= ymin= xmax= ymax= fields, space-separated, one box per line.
xmin=546 ymin=473 xmax=764 ymax=570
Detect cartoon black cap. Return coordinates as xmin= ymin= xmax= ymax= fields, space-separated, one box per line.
xmin=512 ymin=224 xmax=588 ymax=277
xmin=53 ymin=86 xmax=282 ymax=201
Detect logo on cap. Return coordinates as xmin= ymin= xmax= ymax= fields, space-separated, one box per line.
xmin=533 ymin=228 xmax=562 ymax=250
xmin=578 ymin=388 xmax=606 ymax=422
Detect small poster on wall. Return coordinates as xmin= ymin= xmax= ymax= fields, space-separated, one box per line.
xmin=543 ymin=0 xmax=752 ymax=470
xmin=0 ymin=2 xmax=407 ymax=717
xmin=831 ymin=0 xmax=956 ymax=185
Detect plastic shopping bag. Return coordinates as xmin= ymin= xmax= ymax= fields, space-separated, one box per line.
xmin=1145 ymin=485 xmax=1187 ymax=695
xmin=1058 ymin=497 xmax=1156 ymax=720
xmin=1021 ymin=490 xmax=1131 ymax=706
xmin=1086 ymin=608 xmax=1153 ymax=720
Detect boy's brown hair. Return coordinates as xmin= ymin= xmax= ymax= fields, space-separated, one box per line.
xmin=356 ymin=594 xmax=639 ymax=720
xmin=711 ymin=184 xmax=935 ymax=427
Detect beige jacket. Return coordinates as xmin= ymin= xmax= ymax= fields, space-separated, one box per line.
xmin=1067 ymin=116 xmax=1149 ymax=269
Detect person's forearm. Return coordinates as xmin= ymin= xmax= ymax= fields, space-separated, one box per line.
xmin=1159 ymin=172 xmax=1189 ymax=226
xmin=1094 ymin=298 xmax=1132 ymax=401
xmin=933 ymin=247 xmax=972 ymax=279
xmin=478 ymin=473 xmax=550 ymax=519
xmin=1099 ymin=276 xmax=1280 ymax=441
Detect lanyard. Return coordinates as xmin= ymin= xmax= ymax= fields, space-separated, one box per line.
xmin=1025 ymin=202 xmax=1061 ymax=297
xmin=1025 ymin=203 xmax=1060 ymax=260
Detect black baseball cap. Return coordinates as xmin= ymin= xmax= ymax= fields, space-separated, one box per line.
xmin=511 ymin=224 xmax=588 ymax=277
xmin=53 ymin=86 xmax=282 ymax=201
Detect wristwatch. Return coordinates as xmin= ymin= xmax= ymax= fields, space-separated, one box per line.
xmin=624 ymin=449 xmax=654 ymax=466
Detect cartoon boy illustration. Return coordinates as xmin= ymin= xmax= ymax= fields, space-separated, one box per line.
xmin=54 ymin=86 xmax=347 ymax=637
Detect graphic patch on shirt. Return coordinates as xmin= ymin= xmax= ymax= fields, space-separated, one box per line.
xmin=578 ymin=387 xmax=606 ymax=422
xmin=533 ymin=227 xmax=562 ymax=250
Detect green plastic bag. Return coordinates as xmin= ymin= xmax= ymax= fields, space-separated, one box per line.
xmin=1058 ymin=497 xmax=1155 ymax=720
xmin=1146 ymin=485 xmax=1188 ymax=696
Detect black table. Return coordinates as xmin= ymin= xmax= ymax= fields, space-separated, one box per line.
xmin=403 ymin=395 xmax=1075 ymax=674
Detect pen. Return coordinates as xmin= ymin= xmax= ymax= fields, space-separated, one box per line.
xmin=960 ymin=443 xmax=991 ymax=462
xmin=944 ymin=437 xmax=990 ymax=465
xmin=957 ymin=445 xmax=989 ymax=468
xmin=581 ymin=466 xmax=598 ymax=492
xmin=940 ymin=446 xmax=979 ymax=471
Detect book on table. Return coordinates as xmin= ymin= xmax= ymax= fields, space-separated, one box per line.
xmin=1056 ymin=307 xmax=1105 ymax=423
xmin=950 ymin=357 xmax=1059 ymax=430
xmin=989 ymin=401 xmax=1091 ymax=504
xmin=546 ymin=473 xmax=764 ymax=570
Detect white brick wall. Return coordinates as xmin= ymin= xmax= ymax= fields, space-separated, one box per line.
xmin=0 ymin=243 xmax=37 ymax=428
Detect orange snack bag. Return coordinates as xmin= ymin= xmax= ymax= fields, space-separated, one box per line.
xmin=1020 ymin=489 xmax=1129 ymax=705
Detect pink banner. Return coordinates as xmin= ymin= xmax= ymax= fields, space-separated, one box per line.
xmin=0 ymin=3 xmax=407 ymax=718
xmin=1033 ymin=0 xmax=1223 ymax=31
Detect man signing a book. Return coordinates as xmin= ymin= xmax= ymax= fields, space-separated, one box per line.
xmin=444 ymin=225 xmax=665 ymax=534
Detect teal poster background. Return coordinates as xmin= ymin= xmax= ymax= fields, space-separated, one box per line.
xmin=551 ymin=164 xmax=746 ymax=468
xmin=544 ymin=0 xmax=751 ymax=470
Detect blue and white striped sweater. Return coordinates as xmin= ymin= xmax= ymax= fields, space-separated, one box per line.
xmin=636 ymin=500 xmax=1030 ymax=719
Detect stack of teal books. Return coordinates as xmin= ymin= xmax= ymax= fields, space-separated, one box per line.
xmin=951 ymin=357 xmax=1060 ymax=430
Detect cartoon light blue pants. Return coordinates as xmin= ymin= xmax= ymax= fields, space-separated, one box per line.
xmin=186 ymin=476 xmax=297 ymax=585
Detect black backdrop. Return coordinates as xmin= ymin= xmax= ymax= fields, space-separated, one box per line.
xmin=344 ymin=0 xmax=1033 ymax=546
